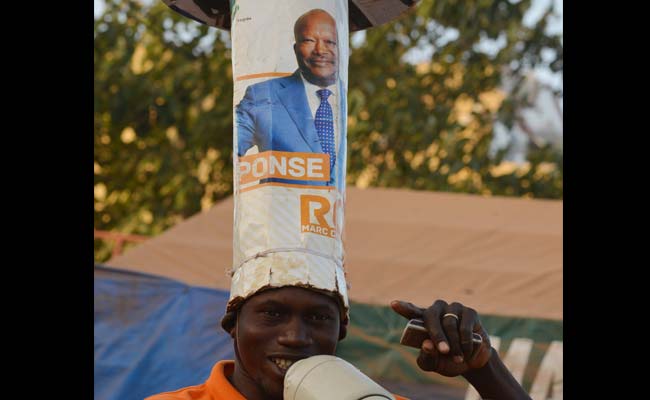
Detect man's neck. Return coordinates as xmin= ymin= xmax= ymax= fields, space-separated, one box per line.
xmin=229 ymin=359 xmax=282 ymax=400
xmin=300 ymin=71 xmax=336 ymax=89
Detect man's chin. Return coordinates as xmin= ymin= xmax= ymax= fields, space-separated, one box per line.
xmin=261 ymin=363 xmax=287 ymax=400
xmin=261 ymin=379 xmax=285 ymax=400
xmin=304 ymin=71 xmax=337 ymax=87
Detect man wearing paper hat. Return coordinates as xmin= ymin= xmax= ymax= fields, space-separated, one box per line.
xmin=146 ymin=284 xmax=529 ymax=400
xmin=146 ymin=1 xmax=532 ymax=399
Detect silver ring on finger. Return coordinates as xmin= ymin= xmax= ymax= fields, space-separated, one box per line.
xmin=443 ymin=313 xmax=459 ymax=321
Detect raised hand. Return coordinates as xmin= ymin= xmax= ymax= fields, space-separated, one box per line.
xmin=391 ymin=299 xmax=492 ymax=377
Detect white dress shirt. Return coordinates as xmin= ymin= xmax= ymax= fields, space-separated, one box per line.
xmin=300 ymin=72 xmax=340 ymax=153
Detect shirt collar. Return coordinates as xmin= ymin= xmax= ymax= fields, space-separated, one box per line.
xmin=206 ymin=360 xmax=246 ymax=400
xmin=300 ymin=71 xmax=337 ymax=98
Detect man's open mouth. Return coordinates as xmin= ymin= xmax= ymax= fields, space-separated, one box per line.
xmin=270 ymin=357 xmax=295 ymax=370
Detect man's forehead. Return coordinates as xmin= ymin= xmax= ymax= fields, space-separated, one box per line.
xmin=245 ymin=286 xmax=340 ymax=309
xmin=298 ymin=13 xmax=337 ymax=33
xmin=305 ymin=13 xmax=335 ymax=25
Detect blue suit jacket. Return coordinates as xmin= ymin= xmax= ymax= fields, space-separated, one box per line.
xmin=235 ymin=70 xmax=346 ymax=187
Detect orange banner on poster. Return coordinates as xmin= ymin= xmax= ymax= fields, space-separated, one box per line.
xmin=239 ymin=151 xmax=330 ymax=184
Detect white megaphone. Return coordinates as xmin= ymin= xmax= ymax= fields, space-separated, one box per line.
xmin=283 ymin=355 xmax=395 ymax=400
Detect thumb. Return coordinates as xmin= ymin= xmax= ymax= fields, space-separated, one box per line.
xmin=390 ymin=300 xmax=424 ymax=320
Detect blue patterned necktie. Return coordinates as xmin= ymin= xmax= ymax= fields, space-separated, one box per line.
xmin=315 ymin=89 xmax=336 ymax=175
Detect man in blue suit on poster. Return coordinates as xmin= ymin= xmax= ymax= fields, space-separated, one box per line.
xmin=235 ymin=9 xmax=345 ymax=186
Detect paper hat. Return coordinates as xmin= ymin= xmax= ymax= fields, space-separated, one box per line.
xmin=227 ymin=2 xmax=352 ymax=318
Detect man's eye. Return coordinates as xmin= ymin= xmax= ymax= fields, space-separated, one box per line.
xmin=303 ymin=39 xmax=315 ymax=43
xmin=309 ymin=314 xmax=332 ymax=321
xmin=263 ymin=310 xmax=281 ymax=318
xmin=326 ymin=40 xmax=336 ymax=46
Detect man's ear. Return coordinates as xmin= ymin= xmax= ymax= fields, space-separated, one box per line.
xmin=220 ymin=310 xmax=237 ymax=338
xmin=229 ymin=313 xmax=237 ymax=339
xmin=338 ymin=317 xmax=348 ymax=341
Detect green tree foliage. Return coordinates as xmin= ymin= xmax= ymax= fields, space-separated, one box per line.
xmin=346 ymin=0 xmax=562 ymax=195
xmin=94 ymin=0 xmax=562 ymax=262
xmin=95 ymin=0 xmax=234 ymax=260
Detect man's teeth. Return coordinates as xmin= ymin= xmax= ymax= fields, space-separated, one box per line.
xmin=272 ymin=358 xmax=294 ymax=370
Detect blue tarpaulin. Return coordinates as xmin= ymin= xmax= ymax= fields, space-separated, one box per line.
xmin=94 ymin=264 xmax=234 ymax=400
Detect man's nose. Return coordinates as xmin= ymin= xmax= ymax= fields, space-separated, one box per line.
xmin=313 ymin=40 xmax=324 ymax=54
xmin=277 ymin=318 xmax=313 ymax=347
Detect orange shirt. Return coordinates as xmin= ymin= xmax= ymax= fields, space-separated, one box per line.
xmin=145 ymin=360 xmax=408 ymax=400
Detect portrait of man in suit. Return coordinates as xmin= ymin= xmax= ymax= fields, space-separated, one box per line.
xmin=235 ymin=9 xmax=345 ymax=186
